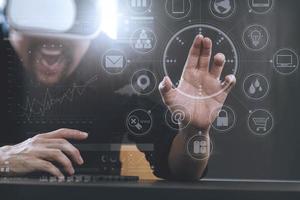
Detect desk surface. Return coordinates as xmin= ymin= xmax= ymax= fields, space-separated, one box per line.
xmin=1 ymin=178 xmax=300 ymax=200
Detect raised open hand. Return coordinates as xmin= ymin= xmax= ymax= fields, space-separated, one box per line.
xmin=159 ymin=35 xmax=236 ymax=132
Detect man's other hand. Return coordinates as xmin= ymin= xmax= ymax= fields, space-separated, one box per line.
xmin=0 ymin=129 xmax=88 ymax=180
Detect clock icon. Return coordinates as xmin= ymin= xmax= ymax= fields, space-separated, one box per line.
xmin=163 ymin=24 xmax=239 ymax=99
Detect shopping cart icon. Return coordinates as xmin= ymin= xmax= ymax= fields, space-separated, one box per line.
xmin=252 ymin=117 xmax=269 ymax=132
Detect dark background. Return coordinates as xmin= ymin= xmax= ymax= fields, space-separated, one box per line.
xmin=3 ymin=0 xmax=300 ymax=180
xmin=136 ymin=0 xmax=300 ymax=180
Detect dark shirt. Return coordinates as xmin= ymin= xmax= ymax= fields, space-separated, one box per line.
xmin=3 ymin=31 xmax=179 ymax=179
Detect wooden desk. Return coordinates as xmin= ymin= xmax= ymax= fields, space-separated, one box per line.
xmin=120 ymin=144 xmax=158 ymax=180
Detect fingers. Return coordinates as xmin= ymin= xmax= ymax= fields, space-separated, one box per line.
xmin=184 ymin=35 xmax=204 ymax=70
xmin=222 ymin=74 xmax=236 ymax=94
xmin=37 ymin=148 xmax=75 ymax=176
xmin=33 ymin=159 xmax=64 ymax=180
xmin=46 ymin=139 xmax=84 ymax=165
xmin=31 ymin=129 xmax=87 ymax=176
xmin=40 ymin=129 xmax=88 ymax=140
xmin=198 ymin=37 xmax=212 ymax=71
xmin=159 ymin=76 xmax=173 ymax=94
xmin=210 ymin=53 xmax=226 ymax=79
xmin=159 ymin=76 xmax=174 ymax=105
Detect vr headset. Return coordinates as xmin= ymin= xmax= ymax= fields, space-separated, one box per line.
xmin=6 ymin=0 xmax=104 ymax=39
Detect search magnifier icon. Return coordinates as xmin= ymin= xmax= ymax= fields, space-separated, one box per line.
xmin=128 ymin=115 xmax=143 ymax=130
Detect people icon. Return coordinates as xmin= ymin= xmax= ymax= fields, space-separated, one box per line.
xmin=132 ymin=29 xmax=157 ymax=53
xmin=135 ymin=29 xmax=152 ymax=50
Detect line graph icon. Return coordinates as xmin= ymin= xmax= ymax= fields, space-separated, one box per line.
xmin=18 ymin=75 xmax=98 ymax=121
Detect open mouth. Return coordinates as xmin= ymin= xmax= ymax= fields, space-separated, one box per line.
xmin=35 ymin=43 xmax=67 ymax=76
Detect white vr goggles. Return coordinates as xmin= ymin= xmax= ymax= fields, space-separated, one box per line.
xmin=6 ymin=0 xmax=105 ymax=39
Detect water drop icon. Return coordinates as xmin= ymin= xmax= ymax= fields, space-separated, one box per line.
xmin=249 ymin=83 xmax=256 ymax=95
xmin=254 ymin=79 xmax=260 ymax=88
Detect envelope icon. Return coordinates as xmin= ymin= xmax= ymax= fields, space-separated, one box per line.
xmin=105 ymin=55 xmax=124 ymax=68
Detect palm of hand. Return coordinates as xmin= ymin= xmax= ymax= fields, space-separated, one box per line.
xmin=160 ymin=36 xmax=236 ymax=131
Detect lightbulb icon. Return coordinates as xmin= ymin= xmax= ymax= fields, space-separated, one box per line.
xmin=243 ymin=24 xmax=269 ymax=51
xmin=250 ymin=30 xmax=262 ymax=47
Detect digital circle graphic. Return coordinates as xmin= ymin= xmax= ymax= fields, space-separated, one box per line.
xmin=128 ymin=0 xmax=152 ymax=14
xmin=131 ymin=28 xmax=157 ymax=54
xmin=242 ymin=24 xmax=270 ymax=51
xmin=163 ymin=24 xmax=239 ymax=100
xmin=102 ymin=49 xmax=128 ymax=75
xmin=131 ymin=69 xmax=157 ymax=95
xmin=243 ymin=73 xmax=270 ymax=100
xmin=272 ymin=48 xmax=299 ymax=75
xmin=165 ymin=0 xmax=192 ymax=20
xmin=210 ymin=105 xmax=236 ymax=132
xmin=248 ymin=109 xmax=274 ymax=136
xmin=126 ymin=109 xmax=152 ymax=136
xmin=248 ymin=0 xmax=274 ymax=14
xmin=186 ymin=134 xmax=211 ymax=160
xmin=209 ymin=0 xmax=236 ymax=19
xmin=165 ymin=105 xmax=191 ymax=130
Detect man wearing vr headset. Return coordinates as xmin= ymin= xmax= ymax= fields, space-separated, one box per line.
xmin=1 ymin=0 xmax=236 ymax=180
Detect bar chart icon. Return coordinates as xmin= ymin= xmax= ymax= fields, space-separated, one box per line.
xmin=131 ymin=0 xmax=147 ymax=8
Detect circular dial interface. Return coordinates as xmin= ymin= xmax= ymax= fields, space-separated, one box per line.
xmin=163 ymin=24 xmax=239 ymax=99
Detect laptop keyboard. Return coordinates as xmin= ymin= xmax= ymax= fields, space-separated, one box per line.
xmin=0 ymin=175 xmax=139 ymax=184
xmin=43 ymin=175 xmax=139 ymax=183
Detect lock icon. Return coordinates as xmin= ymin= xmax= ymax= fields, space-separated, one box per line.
xmin=217 ymin=109 xmax=229 ymax=127
xmin=193 ymin=140 xmax=208 ymax=154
